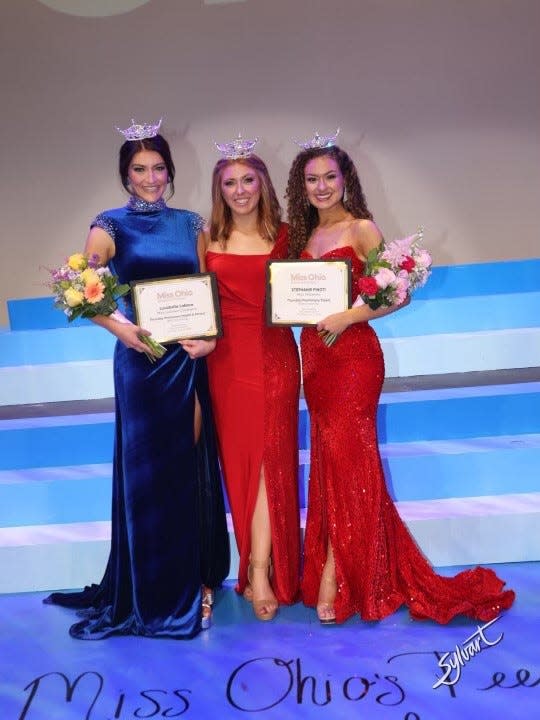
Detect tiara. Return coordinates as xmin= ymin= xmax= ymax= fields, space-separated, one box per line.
xmin=214 ymin=133 xmax=259 ymax=160
xmin=116 ymin=117 xmax=162 ymax=142
xmin=293 ymin=128 xmax=340 ymax=150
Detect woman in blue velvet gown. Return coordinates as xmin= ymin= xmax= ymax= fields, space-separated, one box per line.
xmin=44 ymin=127 xmax=229 ymax=639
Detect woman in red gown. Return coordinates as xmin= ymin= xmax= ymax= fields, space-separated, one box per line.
xmin=205 ymin=146 xmax=301 ymax=620
xmin=286 ymin=137 xmax=515 ymax=625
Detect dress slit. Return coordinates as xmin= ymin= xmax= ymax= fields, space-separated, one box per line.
xmin=43 ymin=205 xmax=230 ymax=639
xmin=206 ymin=227 xmax=301 ymax=605
xmin=300 ymin=245 xmax=515 ymax=624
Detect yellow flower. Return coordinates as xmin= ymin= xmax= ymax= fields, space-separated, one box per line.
xmin=67 ymin=253 xmax=87 ymax=271
xmin=64 ymin=287 xmax=85 ymax=307
xmin=80 ymin=268 xmax=100 ymax=285
xmin=84 ymin=281 xmax=105 ymax=304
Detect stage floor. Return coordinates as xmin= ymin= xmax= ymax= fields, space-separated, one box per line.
xmin=1 ymin=561 xmax=537 ymax=720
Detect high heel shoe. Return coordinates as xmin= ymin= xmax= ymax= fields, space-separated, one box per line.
xmin=243 ymin=556 xmax=273 ymax=603
xmin=201 ymin=586 xmax=213 ymax=631
xmin=317 ymin=573 xmax=337 ymax=625
xmin=247 ymin=559 xmax=278 ymax=621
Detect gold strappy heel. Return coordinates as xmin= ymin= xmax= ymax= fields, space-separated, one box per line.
xmin=247 ymin=559 xmax=278 ymax=621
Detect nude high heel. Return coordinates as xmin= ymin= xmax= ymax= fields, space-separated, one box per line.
xmin=317 ymin=571 xmax=337 ymax=625
xmin=247 ymin=559 xmax=278 ymax=621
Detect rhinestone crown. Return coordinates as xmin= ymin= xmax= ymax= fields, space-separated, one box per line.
xmin=116 ymin=118 xmax=163 ymax=142
xmin=294 ymin=128 xmax=340 ymax=150
xmin=214 ymin=133 xmax=259 ymax=160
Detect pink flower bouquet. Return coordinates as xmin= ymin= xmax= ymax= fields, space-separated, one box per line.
xmin=320 ymin=229 xmax=431 ymax=347
xmin=356 ymin=228 xmax=432 ymax=310
xmin=47 ymin=253 xmax=166 ymax=362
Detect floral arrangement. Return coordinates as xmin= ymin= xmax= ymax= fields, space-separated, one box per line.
xmin=320 ymin=229 xmax=431 ymax=347
xmin=356 ymin=228 xmax=432 ymax=310
xmin=47 ymin=252 xmax=166 ymax=362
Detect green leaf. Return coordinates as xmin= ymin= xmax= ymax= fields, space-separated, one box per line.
xmin=366 ymin=247 xmax=379 ymax=263
xmin=115 ymin=283 xmax=131 ymax=298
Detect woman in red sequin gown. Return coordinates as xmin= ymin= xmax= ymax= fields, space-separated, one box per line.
xmin=206 ymin=153 xmax=301 ymax=620
xmin=286 ymin=143 xmax=515 ymax=624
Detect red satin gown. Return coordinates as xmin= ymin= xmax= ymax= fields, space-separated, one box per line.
xmin=206 ymin=227 xmax=301 ymax=604
xmin=300 ymin=246 xmax=515 ymax=624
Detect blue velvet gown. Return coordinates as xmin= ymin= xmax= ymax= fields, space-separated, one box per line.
xmin=44 ymin=196 xmax=230 ymax=639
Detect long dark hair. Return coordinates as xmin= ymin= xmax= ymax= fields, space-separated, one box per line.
xmin=118 ymin=134 xmax=175 ymax=198
xmin=285 ymin=145 xmax=373 ymax=258
xmin=208 ymin=155 xmax=282 ymax=248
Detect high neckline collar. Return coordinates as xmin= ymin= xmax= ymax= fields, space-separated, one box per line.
xmin=127 ymin=195 xmax=167 ymax=212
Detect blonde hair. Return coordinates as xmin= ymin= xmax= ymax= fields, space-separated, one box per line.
xmin=209 ymin=155 xmax=281 ymax=247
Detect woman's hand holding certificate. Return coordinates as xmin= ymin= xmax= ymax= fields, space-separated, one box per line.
xmin=131 ymin=272 xmax=222 ymax=343
xmin=266 ymin=259 xmax=351 ymax=326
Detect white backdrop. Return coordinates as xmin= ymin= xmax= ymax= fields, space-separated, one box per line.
xmin=1 ymin=0 xmax=539 ymax=325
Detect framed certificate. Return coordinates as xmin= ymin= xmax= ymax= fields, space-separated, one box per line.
xmin=266 ymin=259 xmax=351 ymax=326
xmin=131 ymin=272 xmax=222 ymax=343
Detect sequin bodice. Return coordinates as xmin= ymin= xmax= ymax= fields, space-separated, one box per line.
xmin=299 ymin=248 xmax=514 ymax=624
xmin=300 ymin=245 xmax=365 ymax=304
xmin=92 ymin=200 xmax=203 ymax=321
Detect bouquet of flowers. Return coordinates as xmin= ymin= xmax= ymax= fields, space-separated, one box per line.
xmin=356 ymin=228 xmax=432 ymax=310
xmin=47 ymin=252 xmax=166 ymax=362
xmin=320 ymin=229 xmax=431 ymax=347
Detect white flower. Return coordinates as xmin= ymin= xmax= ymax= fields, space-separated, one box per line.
xmin=413 ymin=248 xmax=432 ymax=269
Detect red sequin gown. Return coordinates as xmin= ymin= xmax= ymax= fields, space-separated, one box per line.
xmin=300 ymin=246 xmax=515 ymax=623
xmin=206 ymin=226 xmax=301 ymax=604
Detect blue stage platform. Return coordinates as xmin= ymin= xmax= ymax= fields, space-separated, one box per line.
xmin=0 ymin=258 xmax=539 ymax=720
xmin=0 ymin=258 xmax=539 ymax=593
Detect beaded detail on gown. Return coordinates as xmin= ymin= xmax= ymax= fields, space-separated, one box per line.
xmin=300 ymin=246 xmax=515 ymax=623
xmin=206 ymin=226 xmax=301 ymax=604
xmin=43 ymin=198 xmax=230 ymax=639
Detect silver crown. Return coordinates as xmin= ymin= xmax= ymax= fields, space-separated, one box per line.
xmin=116 ymin=117 xmax=162 ymax=141
xmin=293 ymin=127 xmax=340 ymax=150
xmin=214 ymin=133 xmax=259 ymax=160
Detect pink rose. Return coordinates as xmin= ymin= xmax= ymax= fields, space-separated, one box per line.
xmin=394 ymin=276 xmax=409 ymax=305
xmin=374 ymin=267 xmax=397 ymax=289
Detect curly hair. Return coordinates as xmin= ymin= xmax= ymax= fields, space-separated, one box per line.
xmin=119 ymin=134 xmax=175 ymax=199
xmin=285 ymin=146 xmax=373 ymax=258
xmin=209 ymin=155 xmax=282 ymax=247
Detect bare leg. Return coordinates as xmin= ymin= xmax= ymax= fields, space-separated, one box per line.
xmin=193 ymin=393 xmax=202 ymax=444
xmin=317 ymin=543 xmax=336 ymax=624
xmin=248 ymin=467 xmax=278 ymax=620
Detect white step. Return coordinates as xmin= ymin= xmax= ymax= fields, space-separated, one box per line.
xmin=2 ymin=327 xmax=540 ymax=405
xmin=2 ymin=494 xmax=538 ymax=594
